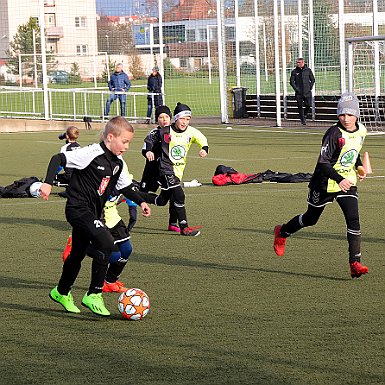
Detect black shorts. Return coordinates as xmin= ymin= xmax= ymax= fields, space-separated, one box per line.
xmin=65 ymin=207 xmax=116 ymax=253
xmin=108 ymin=220 xmax=131 ymax=244
xmin=140 ymin=160 xmax=160 ymax=192
xmin=307 ymin=186 xmax=358 ymax=207
xmin=159 ymin=174 xmax=181 ymax=190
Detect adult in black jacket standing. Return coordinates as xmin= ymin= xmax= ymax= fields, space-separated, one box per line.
xmin=290 ymin=58 xmax=315 ymax=125
xmin=146 ymin=67 xmax=163 ymax=123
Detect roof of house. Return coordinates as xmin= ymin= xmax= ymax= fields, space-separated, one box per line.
xmin=164 ymin=0 xmax=216 ymax=22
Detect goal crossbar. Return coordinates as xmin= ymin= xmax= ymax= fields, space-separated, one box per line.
xmin=346 ymin=35 xmax=385 ymax=131
xmin=346 ymin=35 xmax=385 ymax=43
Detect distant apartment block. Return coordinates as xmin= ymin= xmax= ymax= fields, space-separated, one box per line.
xmin=0 ymin=0 xmax=97 ymax=59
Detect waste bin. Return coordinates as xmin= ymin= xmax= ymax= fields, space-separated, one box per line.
xmin=230 ymin=87 xmax=248 ymax=119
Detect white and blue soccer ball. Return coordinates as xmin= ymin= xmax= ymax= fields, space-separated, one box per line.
xmin=29 ymin=182 xmax=43 ymax=198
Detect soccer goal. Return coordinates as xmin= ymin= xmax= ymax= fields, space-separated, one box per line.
xmin=346 ymin=35 xmax=385 ymax=132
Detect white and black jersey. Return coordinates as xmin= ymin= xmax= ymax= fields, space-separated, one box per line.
xmin=45 ymin=141 xmax=144 ymax=218
xmin=60 ymin=141 xmax=81 ymax=153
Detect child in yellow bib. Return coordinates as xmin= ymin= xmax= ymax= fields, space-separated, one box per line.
xmin=274 ymin=93 xmax=369 ymax=278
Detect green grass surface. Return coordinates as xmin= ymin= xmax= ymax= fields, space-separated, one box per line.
xmin=1 ymin=126 xmax=384 ymax=385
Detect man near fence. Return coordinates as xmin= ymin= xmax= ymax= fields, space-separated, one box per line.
xmin=104 ymin=63 xmax=131 ymax=117
xmin=290 ymin=58 xmax=315 ymax=125
xmin=146 ymin=67 xmax=163 ymax=123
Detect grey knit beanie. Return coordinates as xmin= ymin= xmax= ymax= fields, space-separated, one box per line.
xmin=337 ymin=92 xmax=360 ymax=118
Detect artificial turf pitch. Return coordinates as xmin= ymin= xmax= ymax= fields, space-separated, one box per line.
xmin=1 ymin=125 xmax=384 ymax=385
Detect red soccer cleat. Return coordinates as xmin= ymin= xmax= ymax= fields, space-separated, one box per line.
xmin=350 ymin=261 xmax=369 ymax=278
xmin=274 ymin=225 xmax=287 ymax=256
xmin=102 ymin=280 xmax=128 ymax=293
xmin=181 ymin=226 xmax=202 ymax=237
xmin=62 ymin=235 xmax=72 ymax=262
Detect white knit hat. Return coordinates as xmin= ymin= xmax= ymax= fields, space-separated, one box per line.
xmin=337 ymin=92 xmax=360 ymax=118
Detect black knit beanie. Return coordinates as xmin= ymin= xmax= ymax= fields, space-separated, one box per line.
xmin=155 ymin=105 xmax=172 ymax=121
xmin=173 ymin=102 xmax=192 ymax=121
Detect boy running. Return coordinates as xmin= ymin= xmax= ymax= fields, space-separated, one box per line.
xmin=273 ymin=93 xmax=369 ymax=278
xmin=40 ymin=116 xmax=151 ymax=316
xmin=144 ymin=102 xmax=209 ymax=236
xmin=140 ymin=105 xmax=179 ymax=233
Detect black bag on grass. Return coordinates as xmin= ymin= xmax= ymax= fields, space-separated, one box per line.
xmin=0 ymin=176 xmax=41 ymax=198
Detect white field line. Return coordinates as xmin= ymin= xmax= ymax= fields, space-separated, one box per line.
xmin=200 ymin=126 xmax=324 ymax=135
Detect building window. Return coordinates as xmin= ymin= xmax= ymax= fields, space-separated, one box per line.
xmin=75 ymin=16 xmax=86 ymax=28
xmin=198 ymin=28 xmax=207 ymax=42
xmin=76 ymin=44 xmax=88 ymax=55
xmin=159 ymin=25 xmax=186 ymax=43
xmin=186 ymin=29 xmax=195 ymax=42
xmin=208 ymin=27 xmax=217 ymax=42
xmin=225 ymin=26 xmax=236 ymax=41
xmin=180 ymin=58 xmax=187 ymax=68
xmin=46 ymin=14 xmax=56 ymax=26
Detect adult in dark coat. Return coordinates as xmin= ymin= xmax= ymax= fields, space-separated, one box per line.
xmin=290 ymin=58 xmax=315 ymax=125
xmin=146 ymin=67 xmax=163 ymax=122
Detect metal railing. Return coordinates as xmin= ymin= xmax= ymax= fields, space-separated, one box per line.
xmin=0 ymin=86 xmax=161 ymax=122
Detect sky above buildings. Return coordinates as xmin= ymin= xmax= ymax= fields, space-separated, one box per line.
xmin=96 ymin=0 xmax=155 ymax=16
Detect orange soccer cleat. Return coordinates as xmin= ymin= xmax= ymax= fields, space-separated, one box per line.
xmin=102 ymin=280 xmax=128 ymax=293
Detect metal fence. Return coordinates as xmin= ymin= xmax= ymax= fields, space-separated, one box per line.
xmin=0 ymin=86 xmax=159 ymax=122
xmin=0 ymin=0 xmax=384 ymax=128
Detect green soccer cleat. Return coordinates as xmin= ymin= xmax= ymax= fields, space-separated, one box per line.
xmin=49 ymin=287 xmax=81 ymax=313
xmin=81 ymin=292 xmax=110 ymax=316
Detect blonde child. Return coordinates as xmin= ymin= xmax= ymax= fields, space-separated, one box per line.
xmin=40 ymin=116 xmax=151 ymax=316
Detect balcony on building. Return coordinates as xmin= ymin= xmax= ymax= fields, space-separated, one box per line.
xmin=46 ymin=26 xmax=64 ymax=39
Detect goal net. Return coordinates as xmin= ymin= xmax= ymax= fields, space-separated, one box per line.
xmin=347 ymin=35 xmax=385 ymax=132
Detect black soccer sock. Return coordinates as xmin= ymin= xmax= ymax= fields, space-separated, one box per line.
xmin=280 ymin=215 xmax=303 ymax=237
xmin=169 ymin=199 xmax=179 ymax=226
xmin=174 ymin=203 xmax=188 ymax=229
xmin=88 ymin=258 xmax=109 ymax=294
xmin=347 ymin=230 xmax=361 ymax=263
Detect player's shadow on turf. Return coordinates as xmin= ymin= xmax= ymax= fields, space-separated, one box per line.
xmin=133 ymin=226 xmax=179 ymax=235
xmin=0 ymin=275 xmax=88 ymax=292
xmin=0 ymin=216 xmax=68 ymax=231
xmin=0 ymin=276 xmax=116 ymax=320
xmin=0 ymin=275 xmax=52 ymax=290
xmin=0 ymin=299 xmax=112 ymax=321
xmin=134 ymin=253 xmax=351 ymax=282
xmin=234 ymin=227 xmax=385 ymax=244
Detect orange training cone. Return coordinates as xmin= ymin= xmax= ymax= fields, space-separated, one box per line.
xmin=363 ymin=151 xmax=373 ymax=174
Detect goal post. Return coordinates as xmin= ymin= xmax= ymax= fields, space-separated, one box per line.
xmin=346 ymin=35 xmax=385 ymax=132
